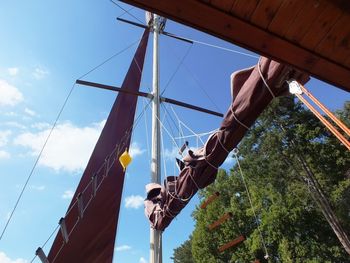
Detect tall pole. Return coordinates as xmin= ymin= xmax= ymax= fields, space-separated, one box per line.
xmin=150 ymin=13 xmax=162 ymax=263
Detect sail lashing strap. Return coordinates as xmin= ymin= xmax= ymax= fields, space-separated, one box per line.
xmin=92 ymin=174 xmax=97 ymax=197
xmin=77 ymin=193 xmax=84 ymax=219
xmin=36 ymin=247 xmax=49 ymax=263
xmin=58 ymin=218 xmax=69 ymax=243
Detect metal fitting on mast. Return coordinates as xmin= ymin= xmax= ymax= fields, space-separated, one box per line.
xmin=146 ymin=12 xmax=166 ymax=33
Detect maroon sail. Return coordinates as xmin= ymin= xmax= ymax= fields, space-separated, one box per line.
xmin=47 ymin=29 xmax=149 ymax=262
xmin=145 ymin=57 xmax=309 ymax=231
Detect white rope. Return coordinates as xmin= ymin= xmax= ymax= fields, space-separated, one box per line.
xmin=142 ymin=98 xmax=152 ymax=168
xmin=230 ymin=108 xmax=249 ymax=130
xmin=166 ymin=34 xmax=259 ymax=59
xmin=234 ymin=149 xmax=269 ymax=258
xmin=170 ymin=106 xmax=205 ymax=145
xmin=160 ymin=107 xmax=168 ymax=179
xmin=257 ymin=57 xmax=276 ymax=99
xmin=145 ymin=101 xmax=181 ymax=151
xmin=174 ymin=129 xmax=218 ymax=140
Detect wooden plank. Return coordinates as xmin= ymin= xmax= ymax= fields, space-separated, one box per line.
xmin=268 ymin=0 xmax=305 ymax=36
xmin=230 ymin=0 xmax=260 ymax=21
xmin=120 ymin=0 xmax=350 ymax=92
xmin=315 ymin=13 xmax=350 ymax=64
xmin=300 ymin=2 xmax=342 ymax=50
xmin=208 ymin=212 xmax=233 ymax=230
xmin=210 ymin=0 xmax=236 ymax=13
xmin=200 ymin=192 xmax=220 ymax=209
xmin=250 ymin=0 xmax=283 ymax=29
xmin=284 ymin=0 xmax=329 ymax=43
xmin=218 ymin=235 xmax=245 ymax=252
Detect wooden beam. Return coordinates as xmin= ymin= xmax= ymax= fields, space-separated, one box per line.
xmin=208 ymin=212 xmax=233 ymax=231
xmin=200 ymin=192 xmax=220 ymax=209
xmin=218 ymin=235 xmax=245 ymax=252
xmin=120 ymin=0 xmax=350 ymax=93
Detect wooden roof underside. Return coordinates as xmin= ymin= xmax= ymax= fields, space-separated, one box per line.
xmin=121 ymin=0 xmax=350 ymax=93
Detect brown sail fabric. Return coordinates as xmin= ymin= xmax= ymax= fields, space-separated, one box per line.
xmin=145 ymin=57 xmax=309 ymax=231
xmin=48 ymin=29 xmax=149 ymax=263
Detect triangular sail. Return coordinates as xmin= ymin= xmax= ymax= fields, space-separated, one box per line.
xmin=48 ymin=29 xmax=149 ymax=263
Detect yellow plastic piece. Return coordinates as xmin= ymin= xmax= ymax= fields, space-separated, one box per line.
xmin=119 ymin=149 xmax=132 ymax=171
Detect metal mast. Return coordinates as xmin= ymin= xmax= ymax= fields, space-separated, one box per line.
xmin=148 ymin=13 xmax=166 ymax=263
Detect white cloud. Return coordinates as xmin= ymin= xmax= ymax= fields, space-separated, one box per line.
xmin=139 ymin=257 xmax=148 ymax=263
xmin=0 ymin=251 xmax=27 ymax=263
xmin=125 ymin=195 xmax=144 ymax=209
xmin=32 ymin=67 xmax=49 ymax=80
xmin=8 ymin=67 xmax=19 ymax=76
xmin=114 ymin=245 xmax=131 ymax=252
xmin=29 ymin=185 xmax=45 ymax=191
xmin=0 ymin=150 xmax=10 ymax=159
xmin=163 ymin=147 xmax=181 ymax=161
xmin=3 ymin=122 xmax=26 ymax=129
xmin=3 ymin=111 xmax=18 ymax=117
xmin=14 ymin=121 xmax=103 ymax=172
xmin=129 ymin=142 xmax=145 ymax=157
xmin=31 ymin=122 xmax=50 ymax=130
xmin=62 ymin=190 xmax=74 ymax=199
xmin=24 ymin=108 xmax=36 ymax=117
xmin=0 ymin=130 xmax=11 ymax=147
xmin=0 ymin=80 xmax=23 ymax=106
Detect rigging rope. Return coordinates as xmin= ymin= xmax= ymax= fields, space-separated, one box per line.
xmin=109 ymin=0 xmax=144 ymax=24
xmin=160 ymin=43 xmax=193 ymax=96
xmin=234 ymin=149 xmax=269 ymax=259
xmin=170 ymin=105 xmax=206 ymax=145
xmin=0 ymin=83 xmax=76 ymax=242
xmin=164 ymin=42 xmax=223 ymax=113
xmin=142 ymin=98 xmax=152 ymax=167
xmin=166 ymin=34 xmax=259 ymax=59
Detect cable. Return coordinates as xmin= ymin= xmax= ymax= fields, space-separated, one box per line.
xmin=164 ymin=42 xmax=222 ymax=113
xmin=161 ymin=43 xmax=193 ymax=96
xmin=77 ymin=37 xmax=142 ymax=80
xmin=234 ymin=149 xmax=269 ymax=258
xmin=143 ymin=98 xmax=152 ymax=167
xmin=110 ymin=0 xmax=144 ymax=24
xmin=167 ymin=34 xmax=259 ymax=59
xmin=0 ymin=83 xmax=76 ymax=242
xmin=116 ymin=6 xmax=135 ymax=19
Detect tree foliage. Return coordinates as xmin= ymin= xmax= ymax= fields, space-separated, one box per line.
xmin=171 ymin=236 xmax=195 ymax=263
xmin=173 ymin=97 xmax=350 ymax=262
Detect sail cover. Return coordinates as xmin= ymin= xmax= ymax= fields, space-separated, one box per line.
xmin=48 ymin=29 xmax=149 ymax=263
xmin=145 ymin=57 xmax=309 ymax=231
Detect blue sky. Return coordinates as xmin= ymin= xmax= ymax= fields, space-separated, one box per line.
xmin=0 ymin=1 xmax=349 ymax=263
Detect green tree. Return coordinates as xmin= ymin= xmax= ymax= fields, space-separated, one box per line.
xmin=188 ymin=97 xmax=350 ymax=262
xmin=171 ymin=236 xmax=195 ymax=263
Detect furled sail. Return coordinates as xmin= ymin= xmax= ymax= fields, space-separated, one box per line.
xmin=145 ymin=57 xmax=309 ymax=231
xmin=47 ymin=29 xmax=149 ymax=263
